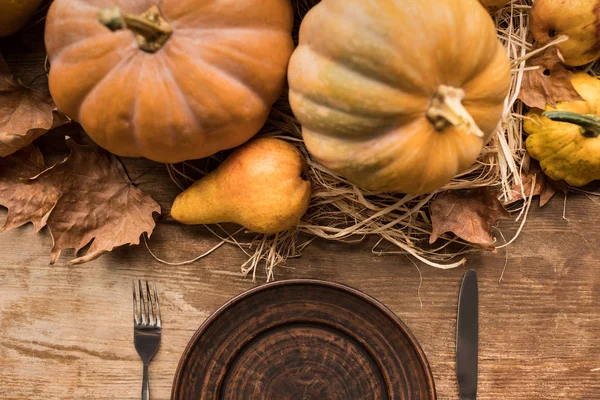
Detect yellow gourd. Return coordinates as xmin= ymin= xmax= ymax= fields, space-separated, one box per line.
xmin=530 ymin=0 xmax=600 ymax=66
xmin=524 ymin=73 xmax=600 ymax=186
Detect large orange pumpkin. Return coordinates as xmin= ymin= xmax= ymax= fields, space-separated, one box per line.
xmin=288 ymin=0 xmax=511 ymax=194
xmin=45 ymin=0 xmax=294 ymax=163
xmin=0 ymin=0 xmax=44 ymax=38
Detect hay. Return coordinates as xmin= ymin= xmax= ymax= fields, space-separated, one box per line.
xmin=156 ymin=0 xmax=599 ymax=281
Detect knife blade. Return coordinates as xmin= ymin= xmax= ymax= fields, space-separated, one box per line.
xmin=456 ymin=269 xmax=478 ymax=400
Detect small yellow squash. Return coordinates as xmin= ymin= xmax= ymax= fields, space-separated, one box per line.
xmin=524 ymin=73 xmax=600 ymax=186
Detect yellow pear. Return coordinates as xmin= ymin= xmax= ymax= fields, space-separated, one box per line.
xmin=171 ymin=138 xmax=311 ymax=234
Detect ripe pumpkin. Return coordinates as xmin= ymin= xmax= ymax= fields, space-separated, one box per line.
xmin=479 ymin=0 xmax=510 ymax=12
xmin=530 ymin=0 xmax=600 ymax=67
xmin=524 ymin=73 xmax=600 ymax=186
xmin=0 ymin=0 xmax=44 ymax=37
xmin=288 ymin=0 xmax=511 ymax=195
xmin=45 ymin=0 xmax=294 ymax=163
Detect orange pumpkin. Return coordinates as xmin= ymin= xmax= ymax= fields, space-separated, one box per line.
xmin=0 ymin=0 xmax=44 ymax=37
xmin=45 ymin=0 xmax=294 ymax=163
xmin=288 ymin=0 xmax=511 ymax=194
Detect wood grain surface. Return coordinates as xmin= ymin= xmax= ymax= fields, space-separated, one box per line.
xmin=1 ymin=17 xmax=600 ymax=400
xmin=1 ymin=165 xmax=599 ymax=400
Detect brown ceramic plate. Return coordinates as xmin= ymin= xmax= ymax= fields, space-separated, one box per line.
xmin=171 ymin=279 xmax=436 ymax=399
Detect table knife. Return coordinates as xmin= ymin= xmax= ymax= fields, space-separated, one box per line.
xmin=456 ymin=269 xmax=478 ymax=400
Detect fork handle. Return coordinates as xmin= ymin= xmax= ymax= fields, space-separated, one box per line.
xmin=142 ymin=362 xmax=149 ymax=400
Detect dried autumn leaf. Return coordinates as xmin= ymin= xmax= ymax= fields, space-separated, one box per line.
xmin=0 ymin=137 xmax=160 ymax=264
xmin=509 ymin=172 xmax=545 ymax=203
xmin=506 ymin=162 xmax=558 ymax=207
xmin=518 ymin=46 xmax=583 ymax=109
xmin=0 ymin=144 xmax=59 ymax=232
xmin=0 ymin=55 xmax=68 ymax=157
xmin=543 ymin=177 xmax=568 ymax=206
xmin=429 ymin=188 xmax=511 ymax=250
xmin=539 ymin=180 xmax=558 ymax=208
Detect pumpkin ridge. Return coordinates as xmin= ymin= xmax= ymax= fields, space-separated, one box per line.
xmin=132 ymin=55 xmax=193 ymax=160
xmin=49 ymin=0 xmax=99 ymax=23
xmin=291 ymin=93 xmax=422 ymax=141
xmin=168 ymin=45 xmax=268 ymax=110
xmin=439 ymin=15 xmax=502 ymax=88
xmin=155 ymin=55 xmax=204 ymax=144
xmin=291 ymin=91 xmax=408 ymax=122
xmin=72 ymin=49 xmax=139 ymax=122
xmin=78 ymin=53 xmax=146 ymax=157
xmin=174 ymin=26 xmax=290 ymax=35
xmin=161 ymin=0 xmax=293 ymax=33
xmin=289 ymin=47 xmax=427 ymax=120
xmin=461 ymin=46 xmax=511 ymax=102
xmin=299 ymin=43 xmax=430 ymax=96
xmin=176 ymin=31 xmax=289 ymax=73
xmin=171 ymin=35 xmax=280 ymax=101
xmin=461 ymin=47 xmax=506 ymax=91
xmin=44 ymin=0 xmax=132 ymax=59
xmin=162 ymin=47 xmax=222 ymax=122
xmin=46 ymin=24 xmax=133 ymax=68
xmin=299 ymin=1 xmax=443 ymax=92
xmin=304 ymin=118 xmax=426 ymax=165
xmin=127 ymin=58 xmax=146 ymax=153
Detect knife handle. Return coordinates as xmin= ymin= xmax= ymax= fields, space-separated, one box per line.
xmin=457 ymin=269 xmax=478 ymax=400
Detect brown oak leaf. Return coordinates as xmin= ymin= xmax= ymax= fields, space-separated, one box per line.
xmin=518 ymin=46 xmax=583 ymax=109
xmin=543 ymin=177 xmax=568 ymax=206
xmin=429 ymin=188 xmax=511 ymax=250
xmin=0 ymin=55 xmax=69 ymax=157
xmin=539 ymin=181 xmax=558 ymax=208
xmin=506 ymin=161 xmax=558 ymax=207
xmin=0 ymin=137 xmax=160 ymax=265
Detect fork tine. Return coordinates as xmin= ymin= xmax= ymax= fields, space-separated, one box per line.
xmin=153 ymin=281 xmax=161 ymax=328
xmin=132 ymin=280 xmax=140 ymax=325
xmin=146 ymin=281 xmax=154 ymax=326
xmin=138 ymin=280 xmax=147 ymax=325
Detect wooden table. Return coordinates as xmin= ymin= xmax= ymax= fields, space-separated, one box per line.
xmin=1 ymin=17 xmax=599 ymax=400
xmin=1 ymin=153 xmax=599 ymax=399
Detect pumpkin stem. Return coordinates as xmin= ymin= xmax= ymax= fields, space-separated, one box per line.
xmin=426 ymin=85 xmax=485 ymax=138
xmin=543 ymin=111 xmax=600 ymax=138
xmin=98 ymin=5 xmax=173 ymax=53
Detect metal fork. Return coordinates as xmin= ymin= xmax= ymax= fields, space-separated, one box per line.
xmin=133 ymin=280 xmax=162 ymax=400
